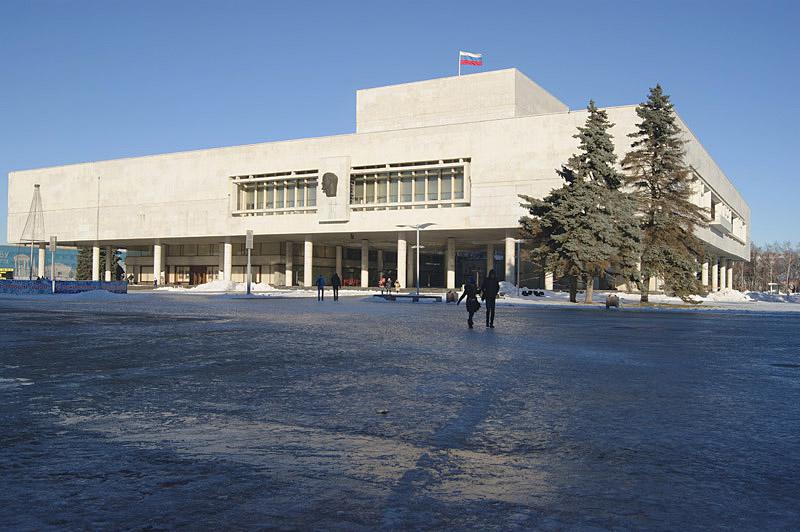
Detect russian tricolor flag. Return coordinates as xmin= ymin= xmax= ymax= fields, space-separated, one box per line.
xmin=459 ymin=51 xmax=483 ymax=66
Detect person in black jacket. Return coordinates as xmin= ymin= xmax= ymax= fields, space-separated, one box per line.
xmin=331 ymin=272 xmax=341 ymax=301
xmin=457 ymin=277 xmax=480 ymax=329
xmin=480 ymin=269 xmax=500 ymax=328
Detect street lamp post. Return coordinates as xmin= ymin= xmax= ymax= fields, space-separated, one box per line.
xmin=515 ymin=238 xmax=527 ymax=297
xmin=397 ymin=223 xmax=436 ymax=295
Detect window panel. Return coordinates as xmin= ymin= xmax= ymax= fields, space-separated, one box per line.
xmin=286 ymin=183 xmax=295 ymax=208
xmin=427 ymin=173 xmax=438 ymax=200
xmin=365 ymin=178 xmax=375 ymax=204
xmin=275 ymin=184 xmax=284 ymax=208
xmin=246 ymin=186 xmax=255 ymax=210
xmin=441 ymin=175 xmax=452 ymax=200
xmin=414 ymin=176 xmax=425 ymax=201
xmin=353 ymin=178 xmax=364 ymax=203
xmin=389 ymin=177 xmax=398 ymax=202
xmin=266 ymin=184 xmax=274 ymax=208
xmin=453 ymin=171 xmax=464 ymax=199
xmin=377 ymin=179 xmax=387 ymax=203
xmin=307 ymin=182 xmax=317 ymax=207
xmin=401 ymin=178 xmax=412 ymax=202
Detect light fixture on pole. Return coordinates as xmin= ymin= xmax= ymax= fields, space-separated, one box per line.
xmin=396 ymin=223 xmax=436 ymax=295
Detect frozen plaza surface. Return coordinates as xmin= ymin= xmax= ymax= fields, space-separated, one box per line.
xmin=1 ymin=294 xmax=798 ymax=530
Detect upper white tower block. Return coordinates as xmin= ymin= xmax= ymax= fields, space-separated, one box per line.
xmin=356 ymin=68 xmax=569 ymax=133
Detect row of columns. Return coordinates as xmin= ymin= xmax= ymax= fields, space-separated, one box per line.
xmin=140 ymin=234 xmax=536 ymax=289
xmin=701 ymin=257 xmax=735 ymax=291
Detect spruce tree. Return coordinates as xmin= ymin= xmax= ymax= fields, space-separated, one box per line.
xmin=621 ymin=85 xmax=706 ymax=302
xmin=76 ymin=246 xmax=121 ymax=281
xmin=520 ymin=101 xmax=640 ymax=303
xmin=76 ymin=247 xmax=93 ymax=280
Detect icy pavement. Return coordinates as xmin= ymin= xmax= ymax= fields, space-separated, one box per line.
xmin=1 ymin=293 xmax=798 ymax=530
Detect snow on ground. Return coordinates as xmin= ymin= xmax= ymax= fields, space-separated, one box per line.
xmin=155 ymin=280 xmax=283 ymax=293
xmin=155 ymin=279 xmax=380 ymax=298
xmin=496 ymin=283 xmax=800 ymax=312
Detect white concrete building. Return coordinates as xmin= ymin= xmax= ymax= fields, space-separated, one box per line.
xmin=6 ymin=69 xmax=749 ymax=291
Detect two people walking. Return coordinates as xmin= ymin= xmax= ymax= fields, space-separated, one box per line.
xmin=457 ymin=269 xmax=500 ymax=329
xmin=317 ymin=272 xmax=342 ymax=301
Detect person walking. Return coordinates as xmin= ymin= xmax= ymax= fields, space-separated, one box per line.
xmin=331 ymin=272 xmax=341 ymax=301
xmin=386 ymin=276 xmax=393 ymax=294
xmin=316 ymin=274 xmax=325 ymax=301
xmin=480 ymin=269 xmax=500 ymax=328
xmin=457 ymin=277 xmax=480 ymax=329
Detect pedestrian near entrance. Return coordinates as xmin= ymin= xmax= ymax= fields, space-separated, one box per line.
xmin=386 ymin=276 xmax=393 ymax=294
xmin=316 ymin=275 xmax=325 ymax=301
xmin=457 ymin=277 xmax=480 ymax=329
xmin=331 ymin=272 xmax=341 ymax=301
xmin=480 ymin=269 xmax=500 ymax=328
xmin=379 ymin=275 xmax=386 ymax=294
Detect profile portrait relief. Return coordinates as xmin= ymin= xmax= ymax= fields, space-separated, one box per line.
xmin=322 ymin=173 xmax=338 ymax=197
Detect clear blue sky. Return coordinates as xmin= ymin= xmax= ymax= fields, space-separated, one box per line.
xmin=1 ymin=0 xmax=797 ymax=245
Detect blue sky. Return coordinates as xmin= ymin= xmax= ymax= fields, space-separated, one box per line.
xmin=1 ymin=0 xmax=797 ymax=245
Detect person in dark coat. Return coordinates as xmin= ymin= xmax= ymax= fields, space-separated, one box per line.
xmin=331 ymin=272 xmax=341 ymax=301
xmin=316 ymin=274 xmax=325 ymax=301
xmin=480 ymin=269 xmax=500 ymax=328
xmin=457 ymin=277 xmax=480 ymax=329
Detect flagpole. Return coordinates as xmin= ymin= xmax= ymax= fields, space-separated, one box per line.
xmin=458 ymin=51 xmax=461 ymax=76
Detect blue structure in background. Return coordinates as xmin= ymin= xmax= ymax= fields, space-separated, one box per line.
xmin=0 ymin=245 xmax=78 ymax=280
xmin=0 ymin=280 xmax=127 ymax=295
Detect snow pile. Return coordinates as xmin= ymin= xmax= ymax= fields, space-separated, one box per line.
xmin=499 ymin=281 xmax=537 ymax=295
xmin=156 ymin=280 xmax=282 ymax=293
xmin=702 ymin=288 xmax=752 ymax=303
xmin=60 ymin=290 xmax=128 ymax=300
xmin=746 ymin=291 xmax=800 ymax=304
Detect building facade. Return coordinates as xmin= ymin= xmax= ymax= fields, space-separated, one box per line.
xmin=6 ymin=69 xmax=749 ymax=290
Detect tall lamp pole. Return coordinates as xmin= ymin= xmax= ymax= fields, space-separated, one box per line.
xmin=515 ymin=238 xmax=527 ymax=297
xmin=397 ymin=223 xmax=436 ymax=295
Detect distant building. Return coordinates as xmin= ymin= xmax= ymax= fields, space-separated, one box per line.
xmin=0 ymin=245 xmax=78 ymax=280
xmin=6 ymin=69 xmax=749 ymax=290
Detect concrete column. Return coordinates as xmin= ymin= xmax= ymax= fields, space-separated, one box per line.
xmin=92 ymin=245 xmax=101 ymax=281
xmin=285 ymin=241 xmax=293 ymax=286
xmin=397 ymin=233 xmax=407 ymax=289
xmin=223 ymin=240 xmax=232 ymax=282
xmin=304 ymin=238 xmax=313 ymax=288
xmin=104 ymin=246 xmax=113 ymax=282
xmin=701 ymin=260 xmax=709 ymax=288
xmin=218 ymin=244 xmax=225 ymax=280
xmin=377 ymin=250 xmax=384 ymax=275
xmin=37 ymin=244 xmax=46 ymax=278
xmin=407 ymin=238 xmax=415 ymax=288
xmin=726 ymin=260 xmax=733 ymax=290
xmin=335 ymin=245 xmax=343 ymax=279
xmin=504 ymin=237 xmax=516 ymax=283
xmin=711 ymin=258 xmax=719 ymax=291
xmin=152 ymin=244 xmax=161 ymax=286
xmin=719 ymin=260 xmax=727 ymax=290
xmin=446 ymin=237 xmax=456 ymax=289
xmin=485 ymin=244 xmax=494 ymax=277
xmin=545 ymin=271 xmax=554 ymax=291
xmin=361 ymin=239 xmax=369 ymax=288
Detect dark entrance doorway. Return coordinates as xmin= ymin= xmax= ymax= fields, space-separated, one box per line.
xmin=189 ymin=266 xmax=207 ymax=286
